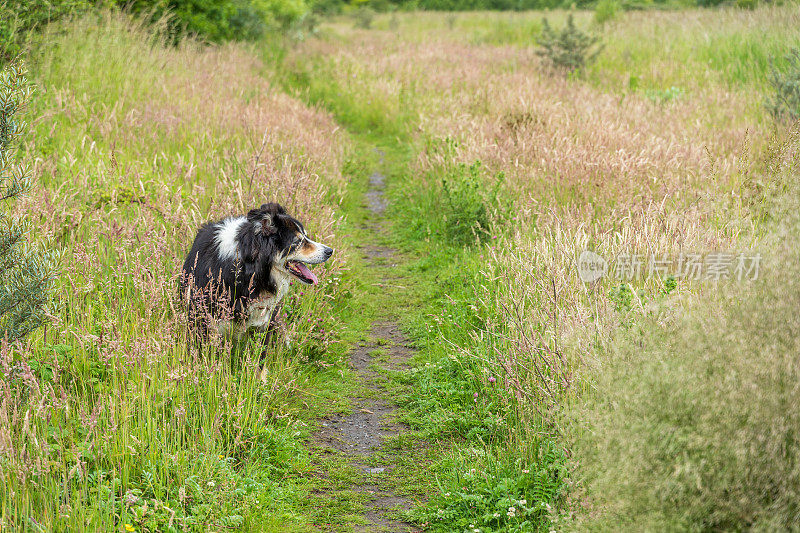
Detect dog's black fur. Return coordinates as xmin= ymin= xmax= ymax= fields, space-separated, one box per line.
xmin=181 ymin=202 xmax=332 ymax=339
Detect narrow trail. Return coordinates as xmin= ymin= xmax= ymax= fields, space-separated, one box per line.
xmin=312 ymin=164 xmax=420 ymax=532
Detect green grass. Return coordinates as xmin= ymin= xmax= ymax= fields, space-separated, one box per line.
xmin=5 ymin=5 xmax=799 ymax=532
xmin=363 ymin=7 xmax=800 ymax=94
xmin=263 ymin=7 xmax=800 ymax=530
xmin=0 ymin=12 xmax=364 ymax=531
xmin=267 ymin=36 xmax=569 ymax=531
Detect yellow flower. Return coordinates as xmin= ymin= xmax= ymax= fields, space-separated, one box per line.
xmin=124 ymin=525 xmax=135 ymax=533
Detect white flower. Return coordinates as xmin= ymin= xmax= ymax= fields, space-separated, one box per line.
xmin=207 ymin=481 xmax=215 ymax=487
xmin=493 ymin=512 xmax=500 ymax=518
xmin=519 ymin=499 xmax=527 ymax=505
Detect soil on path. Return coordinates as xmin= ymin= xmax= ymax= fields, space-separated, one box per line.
xmin=312 ymin=167 xmax=420 ymax=532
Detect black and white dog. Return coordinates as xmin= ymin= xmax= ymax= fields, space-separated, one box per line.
xmin=181 ymin=202 xmax=333 ymax=342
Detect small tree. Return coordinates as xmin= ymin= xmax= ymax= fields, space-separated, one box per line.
xmin=0 ymin=61 xmax=57 ymax=341
xmin=767 ymin=47 xmax=800 ymax=123
xmin=537 ymin=14 xmax=603 ymax=75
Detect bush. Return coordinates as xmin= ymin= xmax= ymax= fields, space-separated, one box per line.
xmin=0 ymin=0 xmax=89 ymax=62
xmin=537 ymin=14 xmax=603 ymax=75
xmin=0 ymin=61 xmax=57 ymax=341
xmin=594 ymin=0 xmax=620 ymax=25
xmin=441 ymin=160 xmax=504 ymax=244
xmin=767 ymin=47 xmax=800 ymax=122
xmin=353 ymin=6 xmax=375 ymax=29
xmin=120 ymin=0 xmax=309 ymax=42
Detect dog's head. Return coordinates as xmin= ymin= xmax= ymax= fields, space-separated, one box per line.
xmin=247 ymin=202 xmax=333 ymax=285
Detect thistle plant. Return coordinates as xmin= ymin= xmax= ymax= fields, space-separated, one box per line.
xmin=0 ymin=60 xmax=57 ymax=341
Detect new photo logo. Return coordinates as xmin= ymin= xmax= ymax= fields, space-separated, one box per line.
xmin=578 ymin=251 xmax=761 ymax=283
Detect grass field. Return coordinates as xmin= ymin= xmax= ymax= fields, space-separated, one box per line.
xmin=2 ymin=4 xmax=800 ymax=532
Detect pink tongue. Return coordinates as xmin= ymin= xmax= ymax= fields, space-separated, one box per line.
xmin=296 ymin=263 xmax=318 ymax=285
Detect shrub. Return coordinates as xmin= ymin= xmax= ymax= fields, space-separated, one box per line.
xmin=121 ymin=0 xmax=310 ymax=42
xmin=767 ymin=47 xmax=800 ymax=122
xmin=0 ymin=61 xmax=57 ymax=341
xmin=537 ymin=14 xmax=603 ymax=75
xmin=353 ymin=6 xmax=375 ymax=29
xmin=441 ymin=160 xmax=504 ymax=244
xmin=394 ymin=138 xmax=507 ymax=245
xmin=0 ymin=0 xmax=89 ymax=62
xmin=594 ymin=0 xmax=620 ymax=25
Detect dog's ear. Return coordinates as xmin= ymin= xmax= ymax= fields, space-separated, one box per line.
xmin=247 ymin=207 xmax=277 ymax=236
xmin=260 ymin=202 xmax=286 ymax=215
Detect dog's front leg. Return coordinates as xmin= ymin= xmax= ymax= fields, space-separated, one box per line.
xmin=255 ymin=302 xmax=284 ymax=383
xmin=258 ymin=302 xmax=283 ymax=357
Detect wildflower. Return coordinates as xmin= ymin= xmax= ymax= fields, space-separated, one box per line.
xmin=488 ymin=376 xmax=496 ymax=383
xmin=473 ymin=392 xmax=479 ymax=398
xmin=124 ymin=525 xmax=135 ymax=532
xmin=493 ymin=512 xmax=500 ymax=518
xmin=218 ymin=454 xmax=224 ymax=459
xmin=520 ymin=499 xmax=527 ymax=505
xmin=522 ymin=469 xmax=530 ymax=474
xmin=207 ymin=480 xmax=215 ymax=487
xmin=123 ymin=491 xmax=140 ymax=506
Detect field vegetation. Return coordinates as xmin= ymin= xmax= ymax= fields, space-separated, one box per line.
xmin=1 ymin=2 xmax=800 ymax=532
xmin=277 ymin=6 xmax=800 ymax=530
xmin=1 ymin=11 xmax=353 ymax=531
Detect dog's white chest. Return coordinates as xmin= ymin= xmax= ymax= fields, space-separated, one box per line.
xmin=244 ymin=272 xmax=290 ymax=330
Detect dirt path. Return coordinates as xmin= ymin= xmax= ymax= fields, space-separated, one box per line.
xmin=312 ymin=166 xmax=419 ymax=532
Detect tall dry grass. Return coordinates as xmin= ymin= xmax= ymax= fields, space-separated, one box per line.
xmin=568 ymin=131 xmax=800 ymax=531
xmin=275 ymin=6 xmax=800 ymax=528
xmin=294 ymin=9 xmax=773 ymax=434
xmin=1 ymin=11 xmax=347 ymax=530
